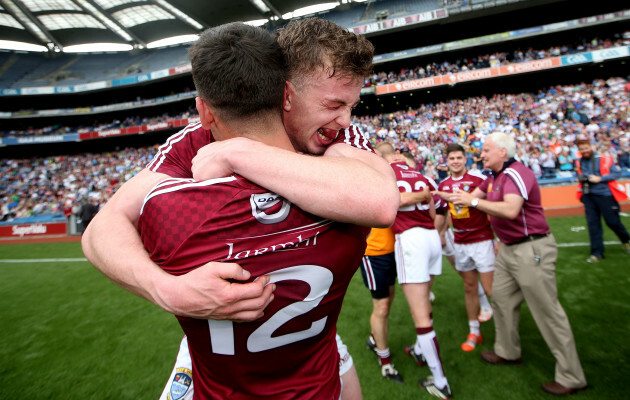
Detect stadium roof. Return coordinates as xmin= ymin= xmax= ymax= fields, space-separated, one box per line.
xmin=0 ymin=0 xmax=367 ymax=52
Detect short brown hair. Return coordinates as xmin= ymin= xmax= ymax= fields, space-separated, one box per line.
xmin=576 ymin=139 xmax=591 ymax=146
xmin=275 ymin=18 xmax=374 ymax=84
xmin=445 ymin=143 xmax=465 ymax=156
xmin=189 ymin=23 xmax=286 ymax=120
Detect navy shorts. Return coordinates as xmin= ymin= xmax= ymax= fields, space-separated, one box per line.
xmin=360 ymin=252 xmax=397 ymax=299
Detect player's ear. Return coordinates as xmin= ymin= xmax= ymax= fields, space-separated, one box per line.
xmin=196 ymin=97 xmax=216 ymax=129
xmin=283 ymin=81 xmax=293 ymax=112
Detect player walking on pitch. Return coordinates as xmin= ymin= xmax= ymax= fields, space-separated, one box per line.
xmin=433 ymin=143 xmax=495 ymax=352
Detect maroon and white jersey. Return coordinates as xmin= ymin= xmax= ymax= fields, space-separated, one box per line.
xmin=438 ymin=170 xmax=494 ymax=244
xmin=146 ymin=122 xmax=372 ymax=178
xmin=332 ymin=125 xmax=373 ymax=152
xmin=146 ymin=122 xmax=214 ymax=178
xmin=138 ymin=176 xmax=368 ymax=400
xmin=391 ymin=161 xmax=435 ymax=234
xmin=478 ymin=160 xmax=550 ymax=244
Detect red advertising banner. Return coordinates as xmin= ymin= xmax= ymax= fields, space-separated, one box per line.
xmin=375 ymin=57 xmax=564 ymax=95
xmin=375 ymin=76 xmax=444 ymax=95
xmin=445 ymin=67 xmax=500 ymax=84
xmin=0 ymin=222 xmax=67 ymax=238
xmin=498 ymin=57 xmax=561 ymax=75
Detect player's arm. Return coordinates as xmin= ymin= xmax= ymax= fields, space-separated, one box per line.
xmin=400 ymin=187 xmax=431 ymax=207
xmin=82 ymin=168 xmax=274 ymax=321
xmin=434 ymin=212 xmax=448 ymax=235
xmin=450 ymin=188 xmax=524 ymax=220
xmin=435 ymin=212 xmax=448 ymax=247
xmin=192 ymin=137 xmax=399 ymax=227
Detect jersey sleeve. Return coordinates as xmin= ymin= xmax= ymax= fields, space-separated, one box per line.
xmin=502 ymin=168 xmax=530 ymax=200
xmin=426 ymin=176 xmax=447 ymax=213
xmin=330 ymin=124 xmax=374 ymax=152
xmin=145 ymin=122 xmax=214 ymax=179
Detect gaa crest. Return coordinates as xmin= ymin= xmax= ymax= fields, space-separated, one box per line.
xmin=167 ymin=368 xmax=192 ymax=400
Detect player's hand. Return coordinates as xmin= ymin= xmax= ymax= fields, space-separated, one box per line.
xmin=192 ymin=138 xmax=255 ymax=181
xmin=155 ymin=261 xmax=275 ymax=322
xmin=431 ymin=190 xmax=453 ymax=202
xmin=450 ymin=188 xmax=475 ymax=206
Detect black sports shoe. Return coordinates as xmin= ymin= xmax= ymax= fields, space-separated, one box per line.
xmin=381 ymin=363 xmax=404 ymax=383
xmin=366 ymin=335 xmax=378 ymax=355
xmin=404 ymin=345 xmax=427 ymax=367
xmin=419 ymin=376 xmax=452 ymax=400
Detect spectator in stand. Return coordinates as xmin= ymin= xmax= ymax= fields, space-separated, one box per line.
xmin=539 ymin=147 xmax=557 ymax=179
xmin=435 ymin=155 xmax=449 ymax=182
xmin=557 ymin=148 xmax=575 ymax=175
xmin=618 ymin=141 xmax=630 ymax=170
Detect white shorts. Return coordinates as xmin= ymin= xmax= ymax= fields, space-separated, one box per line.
xmin=395 ymin=227 xmax=442 ymax=284
xmin=441 ymin=227 xmax=455 ymax=257
xmin=161 ymin=333 xmax=352 ymax=399
xmin=336 ymin=333 xmax=354 ymax=376
xmin=159 ymin=336 xmax=193 ymax=400
xmin=453 ymin=239 xmax=496 ymax=273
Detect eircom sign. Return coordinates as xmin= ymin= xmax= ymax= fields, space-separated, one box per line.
xmin=0 ymin=222 xmax=67 ymax=238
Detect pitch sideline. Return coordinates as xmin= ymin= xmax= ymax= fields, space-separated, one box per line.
xmin=0 ymin=241 xmax=624 ymax=263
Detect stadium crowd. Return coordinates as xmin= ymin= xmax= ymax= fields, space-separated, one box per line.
xmin=3 ymin=72 xmax=630 ymax=224
xmin=2 ymin=75 xmax=629 ymax=223
xmin=366 ymin=31 xmax=630 ymax=86
xmin=0 ymin=146 xmax=154 ymax=223
xmin=2 ymin=30 xmax=628 ymax=139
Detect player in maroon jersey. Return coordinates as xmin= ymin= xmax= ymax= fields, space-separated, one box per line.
xmin=375 ymin=142 xmax=452 ymax=400
xmin=82 ymin=17 xmax=398 ymax=324
xmin=433 ymin=143 xmax=495 ymax=352
xmin=137 ymin=22 xmax=372 ymax=399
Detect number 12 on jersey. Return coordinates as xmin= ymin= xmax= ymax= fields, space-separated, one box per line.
xmin=207 ymin=265 xmax=333 ymax=355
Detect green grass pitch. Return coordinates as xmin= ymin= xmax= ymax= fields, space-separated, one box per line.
xmin=1 ymin=215 xmax=629 ymax=399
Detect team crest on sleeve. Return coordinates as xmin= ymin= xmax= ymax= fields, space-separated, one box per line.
xmin=167 ymin=368 xmax=192 ymax=400
xmin=250 ymin=192 xmax=291 ymax=224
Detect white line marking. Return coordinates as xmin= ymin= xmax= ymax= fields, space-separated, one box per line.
xmin=556 ymin=241 xmax=620 ymax=248
xmin=0 ymin=240 xmax=623 ymax=262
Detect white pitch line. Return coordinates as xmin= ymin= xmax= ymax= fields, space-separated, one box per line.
xmin=556 ymin=241 xmax=620 ymax=248
xmin=0 ymin=258 xmax=88 ymax=263
xmin=0 ymin=241 xmax=624 ymax=262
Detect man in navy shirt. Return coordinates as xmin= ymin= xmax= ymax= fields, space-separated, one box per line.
xmin=575 ymin=139 xmax=630 ymax=262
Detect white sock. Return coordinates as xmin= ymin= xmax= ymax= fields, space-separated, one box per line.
xmin=418 ymin=328 xmax=448 ymax=389
xmin=478 ymin=281 xmax=491 ymax=310
xmin=469 ymin=320 xmax=480 ymax=336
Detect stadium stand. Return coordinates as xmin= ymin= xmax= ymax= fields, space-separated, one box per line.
xmin=2 ymin=76 xmax=628 ymax=223
xmin=3 ymin=29 xmax=627 ymax=136
xmin=1 ymin=0 xmax=628 ymax=224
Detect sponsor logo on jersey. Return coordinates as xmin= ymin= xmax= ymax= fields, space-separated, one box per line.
xmin=167 ymin=368 xmax=192 ymax=400
xmin=250 ymin=192 xmax=291 ymax=224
